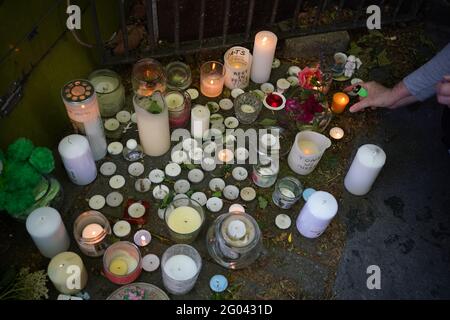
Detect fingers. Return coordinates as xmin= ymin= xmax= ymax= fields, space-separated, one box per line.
xmin=344 ymin=82 xmax=366 ymax=92
xmin=349 ymin=99 xmax=372 ymax=113
xmin=443 ymin=75 xmax=450 ymax=82
xmin=437 ymin=82 xmax=450 ymax=96
xmin=437 ymin=95 xmax=450 ymax=106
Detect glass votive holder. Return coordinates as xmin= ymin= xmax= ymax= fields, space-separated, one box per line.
xmin=272 ymin=176 xmax=304 ymax=209
xmin=164 ymin=198 xmax=205 ymax=244
xmin=164 ymin=90 xmax=191 ymax=128
xmin=200 ymin=61 xmax=225 ymax=98
xmin=73 ymin=210 xmax=112 ymax=257
xmin=161 ymin=244 xmax=202 ymax=295
xmin=132 ymin=58 xmax=167 ymax=97
xmin=165 ymin=61 xmax=192 ymax=90
xmin=88 ymin=69 xmax=125 ymax=117
xmin=103 ymin=241 xmax=142 ymax=285
xmin=234 ymin=92 xmax=262 ymax=124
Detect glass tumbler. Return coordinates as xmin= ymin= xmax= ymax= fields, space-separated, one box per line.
xmin=272 ymin=176 xmax=303 ymax=209
xmin=234 ymin=92 xmax=262 ymax=124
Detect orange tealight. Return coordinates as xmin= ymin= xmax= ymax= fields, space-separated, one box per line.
xmin=331 ymin=92 xmax=350 ymax=114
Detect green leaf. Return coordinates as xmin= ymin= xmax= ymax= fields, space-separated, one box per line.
xmin=147 ymin=100 xmax=162 ymax=114
xmin=159 ymin=192 xmax=174 ymax=209
xmin=377 ymin=49 xmax=391 ymax=66
xmin=348 ymin=41 xmax=363 ymax=56
xmin=259 ymin=118 xmax=277 ymax=126
xmin=212 ymin=191 xmax=222 ymax=198
xmin=181 ymin=163 xmax=197 ymax=170
xmin=258 ymin=196 xmax=268 ymax=209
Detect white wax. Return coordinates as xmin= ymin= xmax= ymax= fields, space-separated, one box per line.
xmin=82 ymin=223 xmax=103 ymax=239
xmin=47 ymin=252 xmax=88 ymax=294
xmin=164 ymin=254 xmax=198 ymax=281
xmin=26 ymin=207 xmax=70 ymax=258
xmin=191 ymin=105 xmax=210 ymax=139
xmin=296 ymin=191 xmax=338 ymax=238
xmin=227 ymin=220 xmax=246 ymax=239
xmin=344 ymin=144 xmax=386 ymax=196
xmin=251 ymin=31 xmax=278 ymax=83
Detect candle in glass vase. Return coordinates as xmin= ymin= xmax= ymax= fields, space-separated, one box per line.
xmin=132 ymin=58 xmax=167 ymax=96
xmin=331 ymin=92 xmax=350 ymax=114
xmin=191 ymin=105 xmax=210 ymax=139
xmin=88 ymin=69 xmax=125 ymax=117
xmin=200 ymin=61 xmax=225 ymax=98
xmin=344 ymin=144 xmax=386 ymax=196
xmin=250 ymin=31 xmax=278 ymax=83
xmin=61 ymin=79 xmax=107 ymax=161
xmin=224 ymin=46 xmax=252 ymax=89
xmin=58 ymin=134 xmax=97 ymax=186
xmin=133 ymin=92 xmax=171 ymax=157
xmin=103 ymin=241 xmax=142 ymax=285
xmin=165 ymin=90 xmax=191 ymax=128
xmin=26 ymin=207 xmax=70 ymax=258
xmin=47 ymin=251 xmax=88 ymax=294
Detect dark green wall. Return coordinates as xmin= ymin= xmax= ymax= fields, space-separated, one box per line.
xmin=0 ymin=0 xmax=118 ymax=149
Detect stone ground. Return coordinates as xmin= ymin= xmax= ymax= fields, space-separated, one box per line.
xmin=0 ymin=24 xmax=449 ymax=300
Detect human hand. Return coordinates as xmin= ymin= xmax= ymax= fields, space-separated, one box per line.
xmin=344 ymin=81 xmax=395 ymax=113
xmin=436 ymin=75 xmax=450 ymax=107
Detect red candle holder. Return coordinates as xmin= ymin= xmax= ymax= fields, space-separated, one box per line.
xmin=103 ymin=241 xmax=142 ymax=285
xmin=263 ymin=92 xmax=286 ymax=111
xmin=123 ymin=199 xmax=150 ymax=225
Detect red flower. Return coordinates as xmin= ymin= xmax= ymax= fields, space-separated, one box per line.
xmin=298 ymin=66 xmax=323 ymax=90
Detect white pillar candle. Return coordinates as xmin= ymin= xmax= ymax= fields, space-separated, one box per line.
xmin=58 ymin=134 xmax=97 ymax=186
xmin=26 ymin=207 xmax=70 ymax=258
xmin=344 ymin=144 xmax=386 ymax=196
xmin=250 ymin=31 xmax=278 ymax=84
xmin=191 ymin=105 xmax=210 ymax=139
xmin=296 ymin=191 xmax=338 ymax=238
xmin=48 ymin=252 xmax=88 ymax=294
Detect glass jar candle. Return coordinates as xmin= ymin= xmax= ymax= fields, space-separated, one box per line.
xmin=103 ymin=241 xmax=142 ymax=285
xmin=164 ymin=198 xmax=205 ymax=244
xmin=164 ymin=90 xmax=191 ymax=128
xmin=272 ymin=176 xmax=303 ymax=209
xmin=73 ymin=210 xmax=111 ymax=257
xmin=88 ymin=69 xmax=125 ymax=117
xmin=234 ymin=92 xmax=262 ymax=124
xmin=161 ymin=244 xmax=202 ymax=295
xmin=224 ymin=46 xmax=252 ymax=90
xmin=132 ymin=58 xmax=167 ymax=97
xmin=165 ymin=61 xmax=192 ymax=90
xmin=200 ymin=61 xmax=225 ymax=98
xmin=251 ymin=154 xmax=279 ymax=188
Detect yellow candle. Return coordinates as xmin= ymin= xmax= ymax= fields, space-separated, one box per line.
xmin=109 ymin=258 xmax=128 ymax=276
xmin=298 ymin=140 xmax=320 ymax=155
xmin=167 ymin=206 xmax=202 ymax=234
xmin=331 ymin=92 xmax=350 ymax=114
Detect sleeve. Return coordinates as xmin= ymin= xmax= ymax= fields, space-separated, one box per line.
xmin=403 ymin=43 xmax=450 ymax=101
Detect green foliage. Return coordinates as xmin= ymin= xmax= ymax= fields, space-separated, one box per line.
xmin=0 ymin=268 xmax=48 ymax=300
xmin=0 ymin=149 xmax=4 ymax=162
xmin=3 ymin=162 xmax=41 ymax=191
xmin=29 ymin=147 xmax=55 ymax=174
xmin=159 ymin=192 xmax=174 ymax=210
xmin=3 ymin=189 xmax=35 ymax=215
xmin=258 ymin=195 xmax=268 ymax=210
xmin=6 ymin=138 xmax=34 ymax=162
xmin=259 ymin=118 xmax=278 ymax=126
xmin=212 ymin=191 xmax=222 ymax=198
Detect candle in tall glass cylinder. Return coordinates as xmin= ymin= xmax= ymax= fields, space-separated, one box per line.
xmin=88 ymin=69 xmax=125 ymax=117
xmin=133 ymin=92 xmax=171 ymax=157
xmin=250 ymin=31 xmax=278 ymax=84
xmin=200 ymin=61 xmax=225 ymax=98
xmin=224 ymin=46 xmax=252 ymax=90
xmin=132 ymin=58 xmax=167 ymax=97
xmin=61 ymin=79 xmax=107 ymax=161
xmin=47 ymin=252 xmax=88 ymax=294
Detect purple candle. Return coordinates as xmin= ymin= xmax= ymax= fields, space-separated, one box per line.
xmin=58 ymin=134 xmax=97 ymax=185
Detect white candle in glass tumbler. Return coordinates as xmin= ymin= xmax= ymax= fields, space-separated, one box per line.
xmin=48 ymin=252 xmax=88 ymax=294
xmin=200 ymin=62 xmax=225 ymax=98
xmin=191 ymin=105 xmax=210 ymax=139
xmin=251 ymin=31 xmax=278 ymax=83
xmin=344 ymin=144 xmax=386 ymax=196
xmin=296 ymin=191 xmax=338 ymax=238
xmin=26 ymin=207 xmax=70 ymax=258
xmin=164 ymin=254 xmax=198 ymax=281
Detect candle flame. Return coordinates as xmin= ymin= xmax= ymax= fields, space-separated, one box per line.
xmin=212 ymin=63 xmax=216 ymax=70
xmin=210 ymin=80 xmax=214 ymax=85
xmin=262 ymin=36 xmax=268 ymax=44
xmin=81 ymin=104 xmax=85 ymax=109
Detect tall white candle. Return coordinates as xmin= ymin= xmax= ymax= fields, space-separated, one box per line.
xmin=344 ymin=144 xmax=386 ymax=196
xmin=250 ymin=31 xmax=278 ymax=83
xmin=191 ymin=105 xmax=210 ymax=139
xmin=26 ymin=207 xmax=70 ymax=258
xmin=47 ymin=252 xmax=88 ymax=294
xmin=296 ymin=191 xmax=338 ymax=238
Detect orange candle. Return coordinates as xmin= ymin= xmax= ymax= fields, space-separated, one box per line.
xmin=331 ymin=93 xmax=350 ymax=114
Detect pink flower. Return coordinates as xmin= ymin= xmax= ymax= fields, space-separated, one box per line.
xmin=298 ymin=66 xmax=323 ymax=90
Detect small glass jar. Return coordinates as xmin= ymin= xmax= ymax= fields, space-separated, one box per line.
xmin=200 ymin=61 xmax=225 ymax=98
xmin=103 ymin=241 xmax=142 ymax=285
xmin=165 ymin=198 xmax=205 ymax=244
xmin=164 ymin=90 xmax=191 ymax=128
xmin=272 ymin=176 xmax=303 ymax=209
xmin=234 ymin=92 xmax=262 ymax=124
xmin=73 ymin=210 xmax=111 ymax=257
xmin=161 ymin=244 xmax=202 ymax=295
xmin=88 ymin=69 xmax=125 ymax=117
xmin=132 ymin=58 xmax=167 ymax=97
xmin=251 ymin=153 xmax=279 ymax=188
xmin=165 ymin=61 xmax=192 ymax=90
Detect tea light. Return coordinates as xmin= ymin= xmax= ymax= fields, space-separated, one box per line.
xmin=329 ymin=127 xmax=345 ymax=140
xmin=206 ymin=197 xmax=223 ymax=213
xmin=182 ymin=138 xmax=199 ymax=152
xmin=106 ymin=191 xmax=124 ymax=207
xmin=210 ymin=114 xmax=224 ymax=125
xmin=210 ymin=275 xmax=228 ymax=293
xmin=109 ymin=175 xmax=126 ymax=189
xmin=260 ymin=133 xmax=278 ymax=149
xmin=104 ymin=118 xmax=121 ymax=138
xmin=82 ymin=223 xmax=104 ymax=240
xmin=165 ymin=163 xmax=182 ymax=177
xmin=131 ymin=112 xmax=137 ymax=123
xmin=116 ymin=110 xmax=131 ymax=123
xmin=252 ymin=89 xmax=265 ymax=100
xmin=287 ymin=76 xmax=299 ymax=86
xmin=190 ymin=192 xmax=207 ymax=206
xmin=235 ymin=147 xmax=249 ymax=162
xmin=142 ymin=254 xmax=160 ymax=272
xmin=158 ymin=208 xmax=166 ymax=220
xmin=191 ymin=105 xmax=210 ymax=139
xmin=272 ymin=58 xmax=281 ymax=69
xmin=171 ymin=150 xmax=189 ymax=164
xmin=203 ymin=141 xmax=218 ymax=156
xmin=240 ymin=187 xmax=256 ymax=202
xmin=201 ymin=157 xmax=217 ymax=172
xmin=100 ymin=162 xmax=117 ymax=176
xmin=207 ymin=101 xmax=220 ymax=113
xmin=302 ymin=188 xmax=316 ymax=202
xmin=276 ymin=78 xmax=291 ymax=93
xmin=188 ymin=169 xmax=204 ymax=184
xmin=200 ymin=61 xmax=225 ymax=98
xmin=331 ymin=92 xmax=350 ymax=114
xmin=231 ymin=88 xmax=245 ymax=99
xmin=113 ymin=220 xmax=131 ymax=237
xmin=133 ymin=229 xmax=151 ymax=247
xmin=149 ymin=169 xmax=165 ymax=184
xmin=89 ymin=195 xmax=106 ymax=210
xmin=224 ymin=116 xmax=239 ymax=129
xmin=107 ymin=142 xmax=123 ymax=155
xmin=227 ymin=220 xmax=246 ymax=239
xmin=224 ymin=134 xmax=237 ymax=146
xmin=211 ymin=123 xmax=226 ymax=134
xmin=186 ymin=88 xmax=199 ymax=100
xmin=263 ymin=92 xmax=286 ymax=111
xmin=260 ymin=83 xmax=274 ymax=94
xmin=217 ymin=149 xmax=234 ymax=163
xmin=209 ymin=178 xmax=226 ymax=192
xmin=275 ymin=214 xmax=292 ymax=230
xmin=153 ymin=185 xmax=170 ymax=200
xmin=189 ymin=148 xmax=203 ymax=163
xmin=232 ymin=167 xmax=248 ymax=181
xmin=229 ymin=203 xmax=245 ymax=213
xmin=219 ymin=98 xmax=233 ymax=110
xmin=135 ymin=178 xmax=151 ymax=193
xmin=128 ymin=202 xmax=146 ymax=218
xmin=251 ymin=31 xmax=278 ymax=83
xmin=128 ymin=162 xmax=145 ymax=177
xmin=174 ymin=179 xmax=191 ymax=194
xmin=223 ymin=185 xmax=240 ymax=200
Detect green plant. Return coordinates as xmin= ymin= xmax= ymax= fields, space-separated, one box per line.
xmin=0 ymin=267 xmax=48 ymax=300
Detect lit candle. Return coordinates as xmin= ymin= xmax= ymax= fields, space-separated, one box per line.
xmin=224 ymin=46 xmax=252 ymax=89
xmin=133 ymin=229 xmax=151 ymax=247
xmin=217 ymin=148 xmax=234 ymax=163
xmin=47 ymin=252 xmax=88 ymax=294
xmin=191 ymin=105 xmax=210 ymax=139
xmin=200 ymin=61 xmax=225 ymax=97
xmin=167 ymin=206 xmax=202 ymax=235
xmin=82 ymin=223 xmax=103 ymax=240
xmin=229 ymin=204 xmax=246 ymax=213
xmin=329 ymin=127 xmax=345 ymax=140
xmin=331 ymin=92 xmax=350 ymax=114
xmin=297 ymin=140 xmax=319 ymax=155
xmin=251 ymin=31 xmax=278 ymax=84
xmin=344 ymin=144 xmax=386 ymax=196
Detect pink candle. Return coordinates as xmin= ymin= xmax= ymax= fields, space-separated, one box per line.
xmin=200 ymin=61 xmax=225 ymax=98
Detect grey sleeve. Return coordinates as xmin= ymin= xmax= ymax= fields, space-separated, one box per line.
xmin=403 ymin=43 xmax=450 ymax=101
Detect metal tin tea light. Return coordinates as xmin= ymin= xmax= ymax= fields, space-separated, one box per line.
xmin=165 ymin=61 xmax=192 ymax=90
xmin=88 ymin=69 xmax=125 ymax=117
xmin=73 ymin=210 xmax=111 ymax=257
xmin=103 ymin=241 xmax=142 ymax=285
xmin=272 ymin=176 xmax=304 ymax=209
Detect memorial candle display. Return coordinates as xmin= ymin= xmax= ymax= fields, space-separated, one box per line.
xmin=47 ymin=251 xmax=88 ymax=294
xmin=103 ymin=241 xmax=142 ymax=285
xmin=58 ymin=134 xmax=97 ymax=186
xmin=133 ymin=92 xmax=171 ymax=157
xmin=88 ymin=69 xmax=125 ymax=117
xmin=331 ymin=92 xmax=350 ymax=114
xmin=165 ymin=90 xmax=191 ymax=128
xmin=61 ymin=79 xmax=107 ymax=161
xmin=224 ymin=46 xmax=252 ymax=90
xmin=191 ymin=105 xmax=210 ymax=139
xmin=200 ymin=61 xmax=225 ymax=98
xmin=344 ymin=144 xmax=386 ymax=196
xmin=296 ymin=191 xmax=338 ymax=238
xmin=250 ymin=31 xmax=278 ymax=83
xmin=26 ymin=207 xmax=70 ymax=258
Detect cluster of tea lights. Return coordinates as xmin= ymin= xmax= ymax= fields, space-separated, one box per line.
xmin=23 ymin=28 xmax=388 ymax=300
